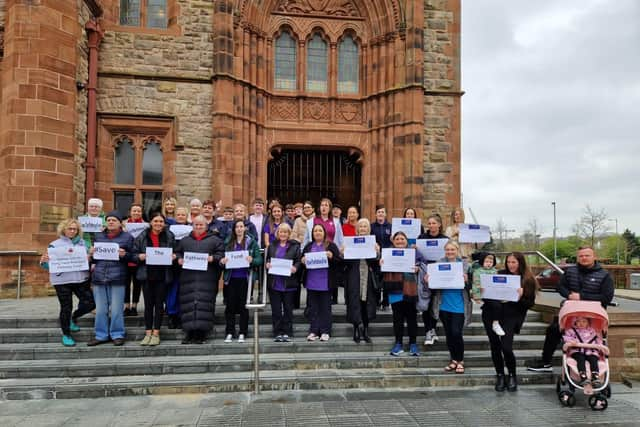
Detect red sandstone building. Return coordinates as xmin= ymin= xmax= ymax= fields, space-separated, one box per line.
xmin=0 ymin=0 xmax=461 ymax=296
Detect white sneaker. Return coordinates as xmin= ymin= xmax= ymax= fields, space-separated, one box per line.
xmin=307 ymin=333 xmax=318 ymax=342
xmin=319 ymin=333 xmax=330 ymax=342
xmin=424 ymin=329 xmax=436 ymax=345
xmin=492 ymin=322 xmax=506 ymax=337
xmin=237 ymin=334 xmax=245 ymax=343
xmin=224 ymin=334 xmax=233 ymax=343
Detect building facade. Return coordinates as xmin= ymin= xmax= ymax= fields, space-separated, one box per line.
xmin=0 ymin=0 xmax=461 ymax=296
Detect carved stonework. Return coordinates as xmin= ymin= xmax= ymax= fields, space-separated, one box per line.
xmin=303 ymin=100 xmax=330 ymax=121
xmin=271 ymin=98 xmax=299 ymax=121
xmin=335 ymin=101 xmax=362 ymax=123
xmin=275 ymin=0 xmax=360 ymax=18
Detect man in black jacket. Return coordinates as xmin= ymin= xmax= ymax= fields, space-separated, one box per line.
xmin=527 ymin=246 xmax=614 ymax=372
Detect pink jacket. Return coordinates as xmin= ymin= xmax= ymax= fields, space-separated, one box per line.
xmin=563 ymin=326 xmax=603 ymax=357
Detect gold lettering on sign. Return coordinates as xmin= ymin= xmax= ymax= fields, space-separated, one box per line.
xmin=40 ymin=205 xmax=72 ymax=232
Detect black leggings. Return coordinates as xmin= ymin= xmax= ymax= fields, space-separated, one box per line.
xmin=422 ymin=300 xmax=438 ymax=331
xmin=392 ymin=300 xmax=417 ymax=344
xmin=572 ymin=352 xmax=599 ymax=374
xmin=125 ymin=266 xmax=142 ymax=305
xmin=440 ymin=310 xmax=465 ymax=362
xmin=225 ymin=277 xmax=249 ymax=336
xmin=482 ymin=304 xmax=517 ymax=375
xmin=142 ymin=280 xmax=168 ymax=330
xmin=54 ymin=281 xmax=95 ymax=335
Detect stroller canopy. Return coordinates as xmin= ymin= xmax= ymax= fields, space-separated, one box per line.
xmin=558 ymin=300 xmax=608 ymax=333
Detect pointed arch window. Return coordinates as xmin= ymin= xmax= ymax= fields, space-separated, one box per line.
xmin=275 ymin=32 xmax=297 ymax=90
xmin=306 ymin=34 xmax=328 ymax=93
xmin=338 ymin=35 xmax=359 ymax=94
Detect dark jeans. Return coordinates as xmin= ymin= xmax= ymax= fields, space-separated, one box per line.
xmin=422 ymin=299 xmax=438 ymax=331
xmin=54 ymin=281 xmax=95 ymax=335
xmin=165 ymin=277 xmax=180 ymax=316
xmin=142 ymin=279 xmax=167 ymax=330
xmin=572 ymin=352 xmax=599 ymax=374
xmin=482 ymin=304 xmax=517 ymax=375
xmin=440 ymin=310 xmax=465 ymax=362
xmin=482 ymin=299 xmax=503 ymax=322
xmin=125 ymin=266 xmax=142 ymax=305
xmin=225 ymin=277 xmax=249 ymax=336
xmin=269 ymin=289 xmax=295 ymax=337
xmin=307 ymin=289 xmax=332 ymax=335
xmin=542 ymin=316 xmax=562 ymax=364
xmin=391 ymin=300 xmax=417 ymax=345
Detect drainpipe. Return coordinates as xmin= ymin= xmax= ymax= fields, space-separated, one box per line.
xmin=84 ymin=20 xmax=104 ymax=200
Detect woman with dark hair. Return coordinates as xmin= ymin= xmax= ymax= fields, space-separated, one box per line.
xmin=304 ymin=198 xmax=344 ymax=248
xmin=483 ymin=251 xmax=538 ymax=392
xmin=263 ymin=202 xmax=285 ymax=248
xmin=220 ymin=219 xmax=263 ymax=343
xmin=342 ymin=206 xmax=359 ymax=237
xmin=123 ymin=203 xmax=146 ymax=316
xmin=403 ymin=207 xmax=425 ymax=242
xmin=302 ymin=223 xmax=342 ymax=342
xmin=132 ymin=213 xmax=176 ymax=346
xmin=291 ymin=201 xmax=314 ymax=243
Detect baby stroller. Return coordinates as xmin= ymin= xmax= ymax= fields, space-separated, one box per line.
xmin=556 ymin=300 xmax=611 ymax=410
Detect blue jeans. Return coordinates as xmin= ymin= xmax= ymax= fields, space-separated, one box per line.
xmin=93 ymin=282 xmax=126 ymax=340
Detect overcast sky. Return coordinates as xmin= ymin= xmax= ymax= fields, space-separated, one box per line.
xmin=461 ymin=0 xmax=639 ymax=238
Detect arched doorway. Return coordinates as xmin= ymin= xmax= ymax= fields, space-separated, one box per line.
xmin=267 ymin=149 xmax=361 ymax=209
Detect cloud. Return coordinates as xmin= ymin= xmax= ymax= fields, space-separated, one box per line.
xmin=461 ymin=0 xmax=640 ymax=237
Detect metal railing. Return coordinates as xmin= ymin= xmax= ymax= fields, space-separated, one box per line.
xmin=245 ymin=250 xmax=268 ymax=394
xmin=0 ymin=251 xmax=40 ymax=300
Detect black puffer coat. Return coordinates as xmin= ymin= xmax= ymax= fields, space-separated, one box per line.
xmin=175 ymin=232 xmax=224 ymax=332
xmin=132 ymin=227 xmax=176 ymax=284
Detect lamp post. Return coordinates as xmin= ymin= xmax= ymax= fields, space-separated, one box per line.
xmin=609 ymin=218 xmax=619 ymax=264
xmin=552 ymin=202 xmax=557 ymax=263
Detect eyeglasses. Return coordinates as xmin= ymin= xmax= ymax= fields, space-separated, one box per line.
xmin=67 ymin=227 xmax=78 ymax=231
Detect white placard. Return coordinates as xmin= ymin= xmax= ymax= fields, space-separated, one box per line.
xmin=391 ymin=218 xmax=422 ymax=239
xmin=78 ymin=216 xmax=103 ymax=233
xmin=480 ymin=274 xmax=521 ymax=302
xmin=48 ymin=246 xmax=89 ymax=274
xmin=344 ymin=235 xmax=377 ymax=259
xmin=427 ymin=262 xmax=465 ymax=289
xmin=381 ymin=248 xmax=416 ymax=273
xmin=416 ymin=238 xmax=449 ymax=262
xmin=225 ymin=250 xmax=250 ymax=269
xmin=145 ymin=247 xmax=173 ymax=266
xmin=458 ymin=223 xmax=491 ymax=243
xmin=269 ymin=258 xmax=293 ymax=277
xmin=125 ymin=222 xmax=149 ymax=238
xmin=92 ymin=242 xmax=120 ymax=261
xmin=182 ymin=251 xmax=209 ymax=271
xmin=304 ymin=251 xmax=329 ymax=270
xmin=169 ymin=224 xmax=192 ymax=240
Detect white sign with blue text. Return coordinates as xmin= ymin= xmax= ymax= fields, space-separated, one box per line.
xmin=480 ymin=274 xmax=521 ymax=302
xmin=304 ymin=251 xmax=329 ymax=270
xmin=416 ymin=238 xmax=449 ymax=261
xmin=427 ymin=262 xmax=465 ymax=289
xmin=391 ymin=218 xmax=422 ymax=239
xmin=343 ymin=235 xmax=377 ymax=259
xmin=381 ymin=248 xmax=415 ymax=273
xmin=458 ymin=224 xmax=491 ymax=243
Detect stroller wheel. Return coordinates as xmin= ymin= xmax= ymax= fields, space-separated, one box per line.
xmin=558 ymin=391 xmax=575 ymax=407
xmin=589 ymin=395 xmax=608 ymax=411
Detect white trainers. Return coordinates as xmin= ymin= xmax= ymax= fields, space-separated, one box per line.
xmin=492 ymin=322 xmax=506 ymax=337
xmin=307 ymin=333 xmax=318 ymax=341
xmin=319 ymin=333 xmax=330 ymax=342
xmin=224 ymin=334 xmax=233 ymax=343
xmin=424 ymin=329 xmax=436 ymax=345
xmin=237 ymin=334 xmax=245 ymax=343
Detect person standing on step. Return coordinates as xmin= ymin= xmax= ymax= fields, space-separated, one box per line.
xmin=188 ymin=198 xmax=203 ymax=224
xmin=265 ymin=223 xmax=301 ymax=342
xmin=341 ymin=206 xmax=360 ymax=238
xmin=302 ymin=224 xmax=342 ymax=342
xmin=424 ymin=241 xmax=472 ymax=373
xmin=249 ymin=197 xmax=268 ymax=249
xmin=123 ymin=203 xmax=146 ymax=317
xmin=88 ymin=211 xmax=134 ymax=346
xmin=133 ymin=213 xmax=177 ymax=347
xmin=40 ymin=218 xmax=96 ymax=347
xmin=371 ymin=204 xmax=392 ymax=311
xmin=162 ymin=197 xmax=177 ymax=225
xmin=382 ymin=231 xmax=420 ymax=357
xmin=444 ymin=207 xmax=474 ymax=260
xmin=483 ymin=252 xmax=539 ymax=391
xmin=166 ymin=207 xmax=190 ymax=329
xmin=263 ymin=202 xmax=285 ymax=248
xmin=175 ymin=215 xmax=224 ymax=344
xmin=220 ymin=219 xmax=263 ymax=343
xmin=342 ymin=218 xmax=380 ymax=343
xmin=291 ymin=201 xmax=314 ymax=244
xmin=81 ymin=197 xmax=105 ymax=248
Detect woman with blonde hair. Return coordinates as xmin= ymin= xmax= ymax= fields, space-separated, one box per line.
xmin=445 ymin=207 xmax=474 ymax=259
xmin=162 ymin=196 xmax=177 ymax=225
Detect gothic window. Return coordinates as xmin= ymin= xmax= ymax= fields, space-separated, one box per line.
xmin=306 ymin=34 xmax=328 ymax=93
xmin=275 ymin=32 xmax=297 ymax=90
xmin=338 ymin=35 xmax=359 ymax=94
xmin=119 ymin=0 xmax=168 ymax=29
xmin=119 ymin=0 xmax=141 ymax=26
xmin=147 ymin=0 xmax=168 ymax=29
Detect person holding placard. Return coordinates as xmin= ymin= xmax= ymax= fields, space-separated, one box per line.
xmin=162 ymin=197 xmax=177 ymax=225
xmin=220 ymin=220 xmax=263 ymax=343
xmin=132 ymin=213 xmax=177 ymax=346
xmin=165 ymin=206 xmax=190 ymax=328
xmin=88 ymin=211 xmax=134 ymax=346
xmin=342 ymin=218 xmax=379 ymax=343
xmin=416 ymin=214 xmax=448 ymax=346
xmin=444 ymin=207 xmax=474 ymax=259
xmin=123 ymin=203 xmax=146 ymax=317
xmin=371 ymin=205 xmax=392 ymax=310
xmin=482 ymin=252 xmax=538 ymax=392
xmin=402 ymin=208 xmax=425 ymax=245
xmin=301 ymin=224 xmax=342 ymax=342
xmin=40 ymin=219 xmax=95 ymax=347
xmin=265 ymin=223 xmax=301 ymax=342
xmin=175 ymin=215 xmax=225 ymax=344
xmin=81 ymin=198 xmax=105 ymax=247
xmin=425 ymin=241 xmax=472 ymax=373
xmin=471 ymin=252 xmax=503 ymax=337
xmin=381 ymin=231 xmax=420 ymax=356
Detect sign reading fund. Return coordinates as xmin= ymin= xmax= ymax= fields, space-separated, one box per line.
xmin=92 ymin=242 xmax=120 ymax=260
xmin=224 ymin=250 xmax=250 ymax=269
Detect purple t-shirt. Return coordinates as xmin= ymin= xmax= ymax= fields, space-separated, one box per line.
xmin=230 ymin=241 xmax=248 ymax=279
xmin=272 ymin=243 xmax=295 ymax=292
xmin=263 ymin=222 xmax=281 ymax=244
xmin=305 ymin=243 xmax=329 ymax=291
xmin=314 ymin=217 xmax=336 ymax=242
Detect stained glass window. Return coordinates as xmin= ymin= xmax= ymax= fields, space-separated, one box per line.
xmin=119 ymin=0 xmax=141 ymax=26
xmin=275 ymin=32 xmax=297 ymax=90
xmin=338 ymin=36 xmax=359 ymax=94
xmin=306 ymin=34 xmax=327 ymax=93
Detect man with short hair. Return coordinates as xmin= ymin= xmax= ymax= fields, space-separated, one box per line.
xmin=249 ymin=198 xmax=268 ymax=248
xmin=284 ymin=203 xmax=296 ymax=227
xmin=202 ymin=200 xmax=225 ymax=236
xmin=527 ymin=246 xmax=614 ymax=372
xmin=370 ymin=204 xmax=392 ymax=309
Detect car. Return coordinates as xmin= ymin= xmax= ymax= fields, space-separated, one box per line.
xmin=535 ymin=265 xmax=573 ymax=291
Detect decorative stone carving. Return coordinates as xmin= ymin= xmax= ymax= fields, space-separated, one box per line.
xmin=336 ymin=101 xmax=362 ymax=123
xmin=275 ymin=0 xmax=360 ymax=18
xmin=303 ymin=100 xmax=330 ymax=121
xmin=271 ymin=98 xmax=299 ymax=121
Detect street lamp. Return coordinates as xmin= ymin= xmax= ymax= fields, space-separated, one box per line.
xmin=552 ymin=202 xmax=557 ymax=263
xmin=609 ymin=218 xmax=619 ymax=264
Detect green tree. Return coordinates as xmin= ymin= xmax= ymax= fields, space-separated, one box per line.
xmin=540 ymin=239 xmax=578 ymax=263
xmin=621 ymin=229 xmax=640 ymax=264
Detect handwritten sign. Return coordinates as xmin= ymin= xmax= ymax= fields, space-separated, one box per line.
xmin=92 ymin=242 xmax=120 ymax=261
xmin=182 ymin=251 xmax=208 ymax=271
xmin=224 ymin=250 xmax=250 ymax=269
xmin=304 ymin=251 xmax=329 ymax=270
xmin=78 ymin=216 xmax=103 ymax=233
xmin=48 ymin=246 xmax=89 ymax=274
xmin=145 ymin=247 xmax=173 ymax=266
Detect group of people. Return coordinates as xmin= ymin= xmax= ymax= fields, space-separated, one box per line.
xmin=40 ymin=196 xmax=615 ymax=393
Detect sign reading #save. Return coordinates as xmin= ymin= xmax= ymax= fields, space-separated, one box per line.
xmin=92 ymin=242 xmax=120 ymax=260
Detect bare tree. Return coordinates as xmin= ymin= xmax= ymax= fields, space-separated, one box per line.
xmin=494 ymin=218 xmax=508 ymax=251
xmin=523 ymin=217 xmax=543 ymax=249
xmin=578 ymin=205 xmax=609 ymax=247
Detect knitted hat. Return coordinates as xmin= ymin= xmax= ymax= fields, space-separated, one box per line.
xmin=105 ymin=210 xmax=122 ymax=222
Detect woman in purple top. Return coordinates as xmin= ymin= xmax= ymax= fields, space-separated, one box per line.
xmin=302 ymin=224 xmax=342 ymax=342
xmin=263 ymin=202 xmax=285 ymax=248
xmin=265 ymin=223 xmax=301 ymax=342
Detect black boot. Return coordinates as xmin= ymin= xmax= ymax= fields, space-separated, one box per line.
xmin=168 ymin=315 xmax=178 ymax=329
xmin=353 ymin=324 xmax=361 ymax=343
xmin=361 ymin=325 xmax=371 ymax=343
xmin=494 ymin=374 xmax=506 ymax=392
xmin=507 ymin=373 xmax=518 ymax=392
